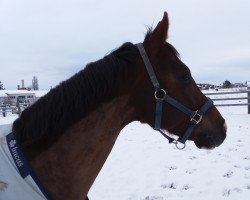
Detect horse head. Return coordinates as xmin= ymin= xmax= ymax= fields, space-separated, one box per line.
xmin=133 ymin=12 xmax=226 ymax=149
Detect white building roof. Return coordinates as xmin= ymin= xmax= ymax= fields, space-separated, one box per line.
xmin=0 ymin=90 xmax=48 ymax=97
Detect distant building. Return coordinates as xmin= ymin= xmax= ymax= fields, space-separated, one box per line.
xmin=32 ymin=76 xmax=39 ymax=90
xmin=233 ymin=83 xmax=245 ymax=88
xmin=0 ymin=90 xmax=48 ymax=106
xmin=17 ymin=80 xmax=31 ymax=91
xmin=197 ymin=83 xmax=217 ymax=90
xmin=0 ymin=90 xmax=35 ymax=106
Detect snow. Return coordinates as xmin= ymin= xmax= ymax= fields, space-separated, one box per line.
xmin=0 ymin=115 xmax=17 ymax=137
xmin=0 ymin=115 xmax=17 ymax=126
xmin=0 ymin=89 xmax=250 ymax=200
xmin=0 ymin=90 xmax=35 ymax=96
xmin=88 ymin=114 xmax=250 ymax=200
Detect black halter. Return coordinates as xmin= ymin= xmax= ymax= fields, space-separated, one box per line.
xmin=136 ymin=43 xmax=214 ymax=149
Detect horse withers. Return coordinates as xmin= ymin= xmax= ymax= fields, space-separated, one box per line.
xmin=0 ymin=12 xmax=226 ymax=200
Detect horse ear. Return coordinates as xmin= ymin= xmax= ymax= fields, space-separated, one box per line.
xmin=154 ymin=11 xmax=169 ymax=42
xmin=144 ymin=12 xmax=169 ymax=54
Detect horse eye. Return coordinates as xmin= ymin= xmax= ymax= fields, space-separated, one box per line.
xmin=182 ymin=74 xmax=191 ymax=82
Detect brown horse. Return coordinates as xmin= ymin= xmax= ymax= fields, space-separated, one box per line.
xmin=11 ymin=12 xmax=226 ymax=199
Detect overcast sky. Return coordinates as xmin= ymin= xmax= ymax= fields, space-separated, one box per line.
xmin=1 ymin=0 xmax=250 ymax=89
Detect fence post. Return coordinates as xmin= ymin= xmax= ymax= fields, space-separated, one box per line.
xmin=2 ymin=104 xmax=6 ymax=117
xmin=16 ymin=101 xmax=21 ymax=117
xmin=248 ymin=81 xmax=250 ymax=114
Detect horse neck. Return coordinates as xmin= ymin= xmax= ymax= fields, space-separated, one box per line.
xmin=25 ymin=94 xmax=134 ymax=200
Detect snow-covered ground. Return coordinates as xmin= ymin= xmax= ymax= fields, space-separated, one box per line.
xmin=88 ymin=115 xmax=250 ymax=200
xmin=0 ymin=89 xmax=249 ymax=200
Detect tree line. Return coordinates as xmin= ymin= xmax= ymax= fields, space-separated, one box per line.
xmin=0 ymin=81 xmax=4 ymax=90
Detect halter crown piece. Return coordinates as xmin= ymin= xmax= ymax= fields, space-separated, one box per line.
xmin=136 ymin=43 xmax=214 ymax=150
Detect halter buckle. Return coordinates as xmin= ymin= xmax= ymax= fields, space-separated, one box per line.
xmin=190 ymin=111 xmax=202 ymax=124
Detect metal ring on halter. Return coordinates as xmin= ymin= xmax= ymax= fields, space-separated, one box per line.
xmin=154 ymin=89 xmax=166 ymax=100
xmin=175 ymin=141 xmax=186 ymax=150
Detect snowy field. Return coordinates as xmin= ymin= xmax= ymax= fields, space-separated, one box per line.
xmin=0 ymin=89 xmax=249 ymax=200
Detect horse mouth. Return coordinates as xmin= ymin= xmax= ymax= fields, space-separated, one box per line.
xmin=194 ymin=139 xmax=217 ymax=149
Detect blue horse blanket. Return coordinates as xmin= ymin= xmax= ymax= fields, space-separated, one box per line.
xmin=0 ymin=125 xmax=47 ymax=200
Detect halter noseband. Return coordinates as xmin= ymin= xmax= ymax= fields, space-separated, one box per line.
xmin=136 ymin=43 xmax=214 ymax=149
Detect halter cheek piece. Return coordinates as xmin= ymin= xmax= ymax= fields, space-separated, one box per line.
xmin=136 ymin=43 xmax=214 ymax=150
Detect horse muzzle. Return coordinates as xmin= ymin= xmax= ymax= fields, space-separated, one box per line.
xmin=194 ymin=121 xmax=227 ymax=149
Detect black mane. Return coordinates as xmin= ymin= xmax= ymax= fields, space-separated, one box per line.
xmin=13 ymin=42 xmax=138 ymax=146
